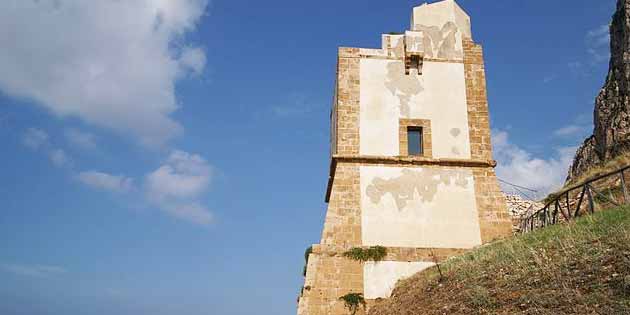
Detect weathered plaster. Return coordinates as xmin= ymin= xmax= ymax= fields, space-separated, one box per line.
xmin=359 ymin=58 xmax=471 ymax=159
xmin=360 ymin=165 xmax=482 ymax=248
xmin=363 ymin=261 xmax=434 ymax=299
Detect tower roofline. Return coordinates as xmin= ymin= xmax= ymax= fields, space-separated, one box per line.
xmin=412 ymin=0 xmax=472 ymax=39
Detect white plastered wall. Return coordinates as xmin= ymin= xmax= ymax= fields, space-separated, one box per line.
xmin=363 ymin=261 xmax=435 ymax=299
xmin=359 ymin=58 xmax=471 ymax=159
xmin=360 ymin=165 xmax=482 ymax=248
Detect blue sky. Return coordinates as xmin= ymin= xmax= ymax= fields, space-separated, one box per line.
xmin=0 ymin=0 xmax=617 ymax=314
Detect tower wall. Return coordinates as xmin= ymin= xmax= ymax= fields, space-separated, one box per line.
xmin=298 ymin=2 xmax=511 ymax=314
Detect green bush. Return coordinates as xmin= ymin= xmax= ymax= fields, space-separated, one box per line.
xmin=343 ymin=246 xmax=387 ymax=262
xmin=339 ymin=293 xmax=366 ymax=315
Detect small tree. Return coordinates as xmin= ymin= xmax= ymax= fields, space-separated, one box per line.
xmin=430 ymin=250 xmax=444 ymax=282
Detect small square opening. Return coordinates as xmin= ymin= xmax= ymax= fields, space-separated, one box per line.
xmin=407 ymin=127 xmax=423 ymax=156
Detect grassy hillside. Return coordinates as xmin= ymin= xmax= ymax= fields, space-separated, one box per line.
xmin=369 ymin=206 xmax=630 ymax=315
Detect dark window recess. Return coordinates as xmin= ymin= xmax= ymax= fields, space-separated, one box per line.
xmin=407 ymin=127 xmax=423 ymax=156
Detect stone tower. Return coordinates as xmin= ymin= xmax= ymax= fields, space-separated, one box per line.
xmin=297 ymin=1 xmax=512 ymax=314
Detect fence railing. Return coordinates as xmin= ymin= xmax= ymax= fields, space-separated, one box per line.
xmin=519 ymin=165 xmax=630 ymax=233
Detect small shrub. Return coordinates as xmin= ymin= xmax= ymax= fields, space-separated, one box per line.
xmin=339 ymin=293 xmax=366 ymax=315
xmin=343 ymin=246 xmax=387 ymax=262
xmin=467 ymin=286 xmax=496 ymax=308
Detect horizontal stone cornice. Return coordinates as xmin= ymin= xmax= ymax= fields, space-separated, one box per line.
xmin=333 ymin=154 xmax=497 ymax=168
xmin=310 ymin=244 xmax=470 ymax=263
xmin=325 ymin=155 xmax=497 ymax=202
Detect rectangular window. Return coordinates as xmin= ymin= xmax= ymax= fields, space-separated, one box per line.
xmin=407 ymin=127 xmax=423 ymax=156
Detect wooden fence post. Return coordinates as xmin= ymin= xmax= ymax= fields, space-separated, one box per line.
xmin=621 ymin=170 xmax=629 ymax=205
xmin=575 ymin=186 xmax=587 ymax=218
xmin=586 ymin=184 xmax=595 ymax=214
xmin=565 ymin=192 xmax=571 ymax=219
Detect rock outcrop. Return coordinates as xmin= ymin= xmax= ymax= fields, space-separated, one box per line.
xmin=504 ymin=194 xmax=544 ymax=231
xmin=568 ymin=0 xmax=630 ymax=181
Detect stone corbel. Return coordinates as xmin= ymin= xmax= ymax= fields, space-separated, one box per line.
xmin=405 ymin=52 xmax=424 ymax=75
xmin=404 ymin=31 xmax=425 ymax=75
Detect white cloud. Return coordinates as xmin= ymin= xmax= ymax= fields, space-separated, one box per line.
xmin=0 ymin=0 xmax=209 ymax=146
xmin=146 ymin=151 xmax=211 ymax=200
xmin=493 ymin=129 xmax=577 ymax=196
xmin=586 ymin=24 xmax=610 ymax=63
xmin=0 ymin=263 xmax=67 ymax=278
xmin=145 ymin=150 xmax=213 ymax=225
xmin=77 ymin=171 xmax=134 ymax=193
xmin=22 ymin=127 xmax=73 ymax=168
xmin=160 ymin=202 xmax=213 ymax=226
xmin=22 ymin=128 xmax=49 ymax=150
xmin=65 ymin=128 xmax=96 ymax=150
xmin=74 ymin=150 xmax=213 ymax=225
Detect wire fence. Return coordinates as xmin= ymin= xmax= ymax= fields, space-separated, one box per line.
xmin=519 ymin=165 xmax=630 ymax=233
xmin=498 ymin=178 xmax=544 ymax=201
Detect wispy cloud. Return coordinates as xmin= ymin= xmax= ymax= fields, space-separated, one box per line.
xmin=568 ymin=61 xmax=588 ymax=77
xmin=49 ymin=148 xmax=71 ymax=168
xmin=22 ymin=128 xmax=72 ymax=168
xmin=552 ymin=124 xmax=591 ymax=138
xmin=65 ymin=128 xmax=97 ymax=150
xmin=75 ymin=150 xmax=214 ymax=225
xmin=77 ymin=171 xmax=134 ymax=193
xmin=0 ymin=263 xmax=67 ymax=278
xmin=542 ymin=74 xmax=556 ymax=84
xmin=567 ymin=24 xmax=611 ymax=78
xmin=179 ymin=46 xmax=207 ymax=77
xmin=145 ymin=150 xmax=213 ymax=225
xmin=493 ymin=129 xmax=577 ymax=196
xmin=552 ymin=111 xmax=593 ymax=140
xmin=586 ymin=24 xmax=610 ymax=63
xmin=22 ymin=128 xmax=49 ymax=150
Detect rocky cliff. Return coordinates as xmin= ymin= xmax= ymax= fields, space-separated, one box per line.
xmin=568 ymin=0 xmax=630 ymax=181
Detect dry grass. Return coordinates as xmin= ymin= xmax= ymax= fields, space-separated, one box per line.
xmin=541 ymin=152 xmax=630 ymax=205
xmin=368 ymin=206 xmax=630 ymax=315
xmin=566 ymin=151 xmax=630 ymax=189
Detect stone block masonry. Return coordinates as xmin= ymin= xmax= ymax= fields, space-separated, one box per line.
xmin=335 ymin=49 xmax=361 ymax=156
xmin=464 ymin=39 xmax=493 ymax=161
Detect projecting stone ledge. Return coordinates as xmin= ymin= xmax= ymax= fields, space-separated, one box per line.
xmin=332 ymin=155 xmax=497 ymax=167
